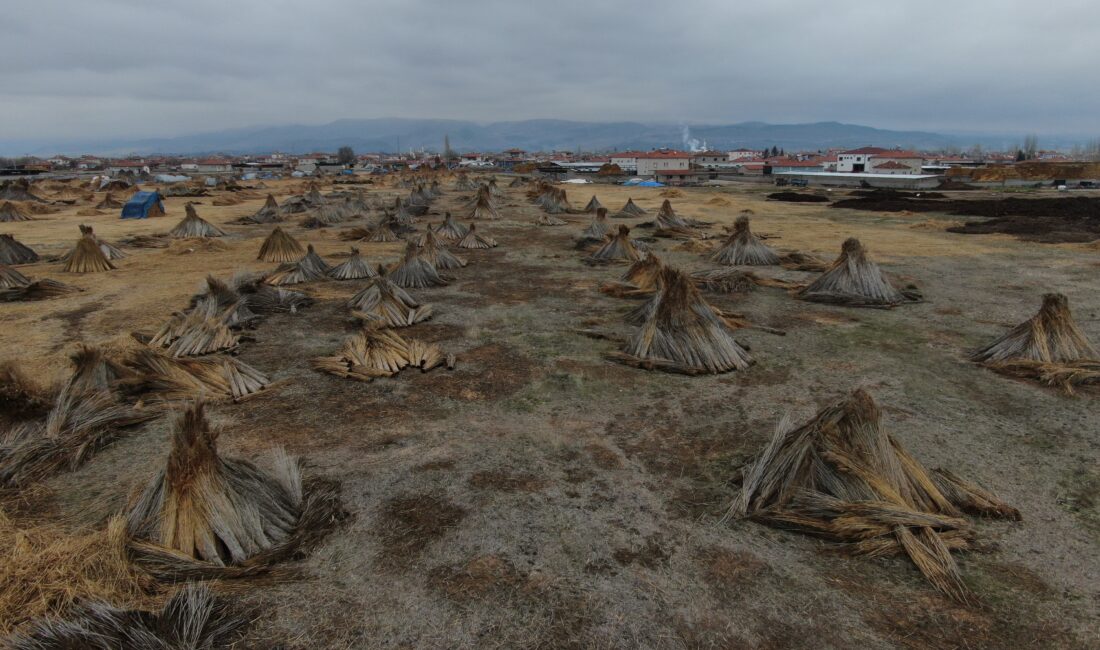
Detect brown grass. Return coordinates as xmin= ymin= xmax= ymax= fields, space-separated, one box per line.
xmin=376 ymin=492 xmax=466 ymax=566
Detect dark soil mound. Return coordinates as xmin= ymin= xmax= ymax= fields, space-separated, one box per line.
xmin=846 ymin=189 xmax=946 ymax=199
xmin=767 ymin=192 xmax=830 ymax=203
xmin=832 ymin=194 xmax=1100 ymax=243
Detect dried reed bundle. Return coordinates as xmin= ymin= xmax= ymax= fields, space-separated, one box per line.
xmin=126 ymin=402 xmax=342 ymax=579
xmin=581 ymin=208 xmax=611 ymax=240
xmin=690 ymin=268 xmax=798 ymax=293
xmin=348 ymin=276 xmax=433 ymax=328
xmin=9 ymin=583 xmax=246 ymax=649
xmin=0 ymin=264 xmax=30 ymax=289
xmin=728 ymin=389 xmax=1020 ymax=602
xmin=610 ymin=266 xmax=752 ymax=374
xmin=0 ymin=362 xmax=51 ymax=419
xmin=710 ymin=215 xmax=780 ymax=266
xmin=0 ymin=384 xmax=155 ymax=486
xmin=469 ymin=192 xmax=501 ymax=220
xmin=387 ymin=242 xmax=448 ymax=288
xmin=613 ymin=197 xmax=647 ymax=218
xmin=0 ymin=178 xmax=44 ymax=202
xmin=419 ymin=229 xmax=467 ymax=270
xmin=128 ymin=349 xmax=271 ymax=402
xmin=455 ymin=174 xmax=479 ymax=191
xmin=537 ymin=213 xmax=567 ymax=226
xmin=971 ymin=293 xmax=1100 ymax=393
xmin=584 ymin=195 xmax=604 ymax=213
xmin=66 ymin=345 xmax=130 ymax=394
xmin=0 ymin=201 xmax=31 ymax=223
xmin=655 ymin=199 xmax=689 ymax=229
xmin=435 ymin=212 xmax=469 ymax=242
xmin=313 ymin=327 xmax=452 ymax=381
xmin=587 ymin=225 xmax=643 ymax=264
xmin=797 ymin=238 xmax=919 ymax=307
xmin=256 ymin=226 xmax=304 ymax=263
xmin=94 ymin=192 xmax=123 ymax=210
xmin=61 ymin=229 xmax=115 ymax=273
xmin=149 ymin=307 xmax=240 ymax=357
xmin=239 ymin=194 xmax=282 ymax=224
xmin=328 ymin=247 xmax=377 ymax=280
xmin=169 ymin=204 xmax=226 ymax=239
xmin=778 ymin=251 xmax=829 ymax=272
xmin=598 ymin=254 xmax=665 ymax=298
xmin=0 ymin=234 xmax=39 ymax=265
xmin=0 ymin=279 xmax=82 ymax=302
xmin=455 ymin=224 xmax=497 ymax=249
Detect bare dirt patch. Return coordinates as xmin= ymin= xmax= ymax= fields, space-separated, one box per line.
xmin=375 ymin=492 xmax=467 ymax=567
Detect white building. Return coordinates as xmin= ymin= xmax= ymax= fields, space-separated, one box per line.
xmin=836 ymin=147 xmax=892 ymax=173
xmin=727 ymin=148 xmax=757 ymax=161
xmin=635 ymin=151 xmax=692 ymax=177
xmin=609 ymin=151 xmax=641 ymax=172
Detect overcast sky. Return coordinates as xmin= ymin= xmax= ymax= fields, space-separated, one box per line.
xmin=1 ymin=0 xmax=1096 ymax=141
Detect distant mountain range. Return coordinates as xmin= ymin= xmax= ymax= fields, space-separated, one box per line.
xmin=0 ymin=118 xmax=1058 ymax=157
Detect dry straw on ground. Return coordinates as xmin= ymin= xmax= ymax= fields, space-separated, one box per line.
xmin=169 ymin=204 xmax=227 ymax=239
xmin=613 ymin=197 xmax=647 ymax=218
xmin=610 ymin=265 xmax=753 ymax=374
xmin=8 ymin=583 xmax=247 ymax=650
xmin=313 ymin=326 xmax=453 ymax=382
xmin=348 ymin=276 xmax=433 ymax=327
xmin=0 ymin=234 xmax=39 ymax=265
xmin=388 ymin=242 xmax=449 ymax=289
xmin=710 ymin=215 xmax=780 ymax=266
xmin=971 ymin=293 xmax=1100 ymax=393
xmin=797 ymin=237 xmax=920 ymax=307
xmin=328 ymin=247 xmax=377 ymax=280
xmin=126 ymin=401 xmax=344 ymax=580
xmin=728 ymin=389 xmax=1020 ymax=602
xmin=456 ymin=224 xmax=497 ymax=249
xmin=256 ymin=226 xmax=304 ymax=263
xmin=587 ymin=225 xmax=643 ymax=264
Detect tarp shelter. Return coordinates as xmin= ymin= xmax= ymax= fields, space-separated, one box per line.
xmin=636 ymin=180 xmax=665 ymax=187
xmin=121 ymin=191 xmax=166 ymax=219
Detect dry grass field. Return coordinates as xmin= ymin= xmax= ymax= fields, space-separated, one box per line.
xmin=1 ymin=176 xmax=1097 ymax=648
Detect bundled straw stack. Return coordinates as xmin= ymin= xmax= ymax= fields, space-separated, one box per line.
xmin=797 ymin=238 xmax=919 ymax=307
xmin=728 ymin=389 xmax=1020 ymax=602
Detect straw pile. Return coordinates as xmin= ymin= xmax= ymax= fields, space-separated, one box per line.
xmin=95 ymin=193 xmax=123 ymax=210
xmin=0 ymin=178 xmax=43 ymax=202
xmin=584 ymin=195 xmax=604 ymax=213
xmin=348 ymin=276 xmax=433 ymax=328
xmin=456 ymin=224 xmax=497 ymax=249
xmin=387 ymin=242 xmax=448 ymax=288
xmin=433 ymin=212 xmax=468 ymax=242
xmin=127 ymin=349 xmax=271 ymax=402
xmin=257 ymin=226 xmax=304 ymax=262
xmin=313 ymin=326 xmax=453 ymax=381
xmin=970 ymin=293 xmax=1100 ymax=393
xmin=581 ymin=207 xmax=612 ymax=240
xmin=797 ymin=238 xmax=919 ymax=307
xmin=469 ymin=190 xmax=501 ymax=220
xmin=587 ymin=225 xmax=643 ymax=264
xmin=9 ymin=583 xmax=247 ymax=649
xmin=711 ymin=215 xmax=780 ymax=266
xmin=419 ymin=229 xmax=467 ymax=270
xmin=0 ymin=382 xmax=154 ymax=486
xmin=613 ymin=197 xmax=647 ymax=218
xmin=328 ymin=247 xmax=377 ymax=280
xmin=599 ymin=254 xmax=665 ymax=298
xmin=169 ymin=204 xmax=226 ymax=239
xmin=0 ymin=234 xmax=39 ymax=265
xmin=149 ymin=305 xmax=240 ymax=357
xmin=727 ymin=389 xmax=1020 ymax=601
xmin=62 ymin=227 xmax=116 ymax=273
xmin=126 ymin=402 xmax=343 ymax=578
xmin=0 ymin=202 xmax=31 ymax=223
xmin=240 ymin=194 xmax=282 ymax=224
xmin=0 ymin=264 xmax=29 ymax=289
xmin=609 ymin=266 xmax=753 ymax=374
xmin=0 ymin=278 xmax=82 ymax=302
xmin=691 ymin=268 xmax=798 ymax=294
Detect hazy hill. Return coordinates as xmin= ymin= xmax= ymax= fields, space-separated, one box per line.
xmin=1 ymin=118 xmax=1032 ymax=156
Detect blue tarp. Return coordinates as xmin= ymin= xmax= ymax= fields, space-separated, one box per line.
xmin=121 ymin=191 xmax=165 ymax=219
xmin=636 ymin=181 xmax=665 ymax=187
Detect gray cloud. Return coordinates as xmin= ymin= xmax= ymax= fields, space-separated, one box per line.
xmin=1 ymin=0 xmax=1096 ymax=141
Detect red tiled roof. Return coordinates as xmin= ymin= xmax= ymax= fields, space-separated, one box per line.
xmin=636 ymin=150 xmax=692 ymax=159
xmin=768 ymin=159 xmax=822 ymax=167
xmin=871 ymin=160 xmax=914 ymax=169
xmin=841 ymin=147 xmax=893 ymax=155
xmin=872 ymin=151 xmax=923 ymax=160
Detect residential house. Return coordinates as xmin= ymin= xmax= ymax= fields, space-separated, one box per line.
xmin=635 ymin=150 xmax=692 ymax=177
xmin=727 ymin=148 xmax=757 ymax=162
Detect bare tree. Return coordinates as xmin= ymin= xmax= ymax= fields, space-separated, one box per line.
xmin=337 ymin=146 xmax=356 ymax=166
